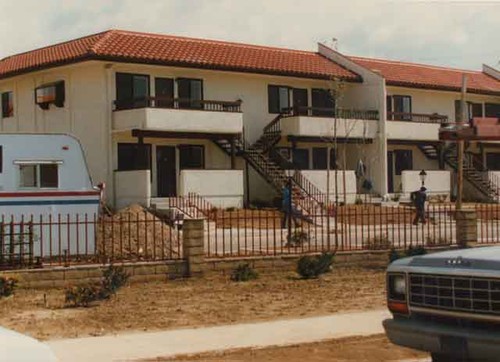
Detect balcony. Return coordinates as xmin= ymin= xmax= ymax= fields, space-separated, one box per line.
xmin=280 ymin=106 xmax=379 ymax=140
xmin=112 ymin=97 xmax=243 ymax=135
xmin=386 ymin=112 xmax=449 ymax=141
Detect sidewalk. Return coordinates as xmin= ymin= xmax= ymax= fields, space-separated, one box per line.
xmin=47 ymin=309 xmax=390 ymax=361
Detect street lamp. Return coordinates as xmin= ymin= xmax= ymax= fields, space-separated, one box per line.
xmin=419 ymin=169 xmax=427 ymax=187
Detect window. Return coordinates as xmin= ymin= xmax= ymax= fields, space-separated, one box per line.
xmin=292 ymin=88 xmax=308 ymax=115
xmin=155 ymin=78 xmax=174 ymax=108
xmin=292 ymin=148 xmax=309 ymax=170
xmin=394 ymin=150 xmax=413 ymax=175
xmin=1 ymin=91 xmax=13 ymax=117
xmin=179 ymin=145 xmax=205 ymax=169
xmin=388 ymin=95 xmax=412 ymax=120
xmin=0 ymin=146 xmax=2 ymax=173
xmin=177 ymin=78 xmax=203 ymax=109
xmin=35 ymin=81 xmax=65 ymax=109
xmin=115 ymin=73 xmax=150 ymax=110
xmin=455 ymin=101 xmax=485 ymax=122
xmin=311 ymin=89 xmax=334 ymax=116
xmin=312 ymin=148 xmax=337 ymax=170
xmin=485 ymin=103 xmax=500 ymax=118
xmin=19 ymin=163 xmax=59 ymax=188
xmin=486 ymin=153 xmax=500 ymax=171
xmin=268 ymin=85 xmax=290 ymax=114
xmin=117 ymin=143 xmax=152 ymax=171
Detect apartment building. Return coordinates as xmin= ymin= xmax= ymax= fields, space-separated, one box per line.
xmin=0 ymin=30 xmax=498 ymax=209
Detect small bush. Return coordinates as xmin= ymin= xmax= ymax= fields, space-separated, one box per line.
xmin=389 ymin=245 xmax=428 ymax=263
xmin=363 ymin=234 xmax=392 ymax=250
xmin=286 ymin=230 xmax=310 ymax=247
xmin=225 ymin=206 xmax=236 ymax=212
xmin=426 ymin=236 xmax=449 ymax=247
xmin=297 ymin=252 xmax=334 ymax=279
xmin=101 ymin=265 xmax=129 ymax=298
xmin=0 ymin=276 xmax=18 ymax=298
xmin=65 ymin=284 xmax=100 ymax=307
xmin=65 ymin=265 xmax=129 ymax=308
xmin=231 ymin=263 xmax=258 ymax=282
xmin=354 ymin=197 xmax=363 ymax=205
xmin=389 ymin=248 xmax=401 ymax=263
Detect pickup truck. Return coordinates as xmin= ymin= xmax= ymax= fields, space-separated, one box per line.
xmin=384 ymin=246 xmax=500 ymax=362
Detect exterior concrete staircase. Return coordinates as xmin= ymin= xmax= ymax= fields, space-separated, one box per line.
xmin=213 ymin=114 xmax=329 ymax=214
xmin=419 ymin=143 xmax=500 ymax=202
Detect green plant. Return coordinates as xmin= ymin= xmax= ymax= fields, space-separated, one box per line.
xmin=426 ymin=236 xmax=449 ymax=247
xmin=388 ymin=245 xmax=428 ymax=263
xmin=0 ymin=276 xmax=18 ymax=298
xmin=65 ymin=284 xmax=100 ymax=307
xmin=297 ymin=252 xmax=334 ymax=279
xmin=363 ymin=234 xmax=392 ymax=250
xmin=389 ymin=248 xmax=400 ymax=263
xmin=355 ymin=197 xmax=363 ymax=205
xmin=100 ymin=264 xmax=130 ymax=298
xmin=231 ymin=263 xmax=258 ymax=282
xmin=225 ymin=206 xmax=236 ymax=212
xmin=286 ymin=230 xmax=310 ymax=247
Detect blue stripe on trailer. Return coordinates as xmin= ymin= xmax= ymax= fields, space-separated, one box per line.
xmin=0 ymin=199 xmax=100 ymax=206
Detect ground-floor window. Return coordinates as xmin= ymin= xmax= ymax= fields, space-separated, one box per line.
xmin=486 ymin=153 xmax=500 ymax=170
xmin=179 ymin=145 xmax=205 ymax=169
xmin=312 ymin=147 xmax=337 ymax=170
xmin=394 ymin=149 xmax=413 ymax=175
xmin=117 ymin=143 xmax=152 ymax=171
xmin=292 ymin=148 xmax=309 ymax=170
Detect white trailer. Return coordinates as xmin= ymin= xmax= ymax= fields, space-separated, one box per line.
xmin=0 ymin=134 xmax=100 ymax=262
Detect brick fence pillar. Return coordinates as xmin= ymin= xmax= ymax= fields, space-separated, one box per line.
xmin=455 ymin=209 xmax=477 ymax=248
xmin=182 ymin=219 xmax=205 ymax=277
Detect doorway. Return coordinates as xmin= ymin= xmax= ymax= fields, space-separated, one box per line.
xmin=156 ymin=146 xmax=177 ymax=197
xmin=387 ymin=151 xmax=394 ymax=193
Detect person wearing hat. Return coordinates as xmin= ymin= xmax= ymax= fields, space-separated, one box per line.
xmin=411 ymin=186 xmax=427 ymax=225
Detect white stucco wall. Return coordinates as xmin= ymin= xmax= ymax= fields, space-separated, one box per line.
xmin=179 ymin=170 xmax=244 ymax=208
xmin=114 ymin=170 xmax=151 ymax=210
xmin=113 ymin=107 xmax=243 ymax=134
xmin=300 ymin=170 xmax=357 ymax=204
xmin=281 ymin=116 xmax=377 ymax=139
xmin=386 ymin=122 xmax=441 ymax=141
xmin=401 ymin=170 xmax=451 ymax=196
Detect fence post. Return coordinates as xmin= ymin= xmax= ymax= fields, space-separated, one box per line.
xmin=455 ymin=209 xmax=477 ymax=248
xmin=182 ymin=219 xmax=205 ymax=277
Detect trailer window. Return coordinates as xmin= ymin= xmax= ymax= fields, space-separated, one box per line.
xmin=19 ymin=165 xmax=38 ymax=187
xmin=19 ymin=164 xmax=59 ymax=188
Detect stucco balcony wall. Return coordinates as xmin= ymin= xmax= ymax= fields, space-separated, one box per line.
xmin=281 ymin=116 xmax=378 ymax=139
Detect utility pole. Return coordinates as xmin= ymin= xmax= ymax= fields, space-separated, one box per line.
xmin=456 ymin=74 xmax=467 ymax=210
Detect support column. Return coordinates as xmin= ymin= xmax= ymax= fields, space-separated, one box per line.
xmin=230 ymin=136 xmax=236 ymax=170
xmin=182 ymin=219 xmax=205 ymax=277
xmin=455 ymin=209 xmax=477 ymax=248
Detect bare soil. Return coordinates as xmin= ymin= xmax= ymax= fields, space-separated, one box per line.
xmin=154 ymin=335 xmax=427 ymax=362
xmin=0 ymin=266 xmax=386 ymax=341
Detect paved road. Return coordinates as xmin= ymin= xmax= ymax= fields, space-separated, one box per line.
xmin=47 ymin=309 xmax=390 ymax=362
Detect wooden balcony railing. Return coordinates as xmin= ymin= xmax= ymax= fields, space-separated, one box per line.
xmin=387 ymin=112 xmax=449 ymax=124
xmin=282 ymin=106 xmax=379 ymax=121
xmin=113 ymin=97 xmax=242 ymax=113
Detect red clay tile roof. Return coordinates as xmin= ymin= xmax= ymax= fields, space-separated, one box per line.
xmin=350 ymin=56 xmax=500 ymax=95
xmin=0 ymin=30 xmax=360 ymax=81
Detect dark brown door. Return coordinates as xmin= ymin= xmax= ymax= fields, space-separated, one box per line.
xmin=156 ymin=146 xmax=176 ymax=197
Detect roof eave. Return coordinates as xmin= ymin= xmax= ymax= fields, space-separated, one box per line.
xmin=387 ymin=81 xmax=500 ymax=97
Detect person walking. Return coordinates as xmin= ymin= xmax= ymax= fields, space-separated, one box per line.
xmin=412 ymin=186 xmax=427 ymax=225
xmin=281 ymin=182 xmax=295 ymax=228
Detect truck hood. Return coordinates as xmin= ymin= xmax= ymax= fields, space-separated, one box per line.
xmin=391 ymin=246 xmax=500 ymax=272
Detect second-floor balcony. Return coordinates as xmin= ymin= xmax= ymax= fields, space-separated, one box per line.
xmin=386 ymin=111 xmax=449 ymax=141
xmin=112 ymin=97 xmax=243 ymax=135
xmin=280 ymin=106 xmax=379 ymax=140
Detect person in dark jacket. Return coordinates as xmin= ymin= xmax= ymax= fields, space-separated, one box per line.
xmin=412 ymin=187 xmax=427 ymax=225
xmin=281 ymin=183 xmax=295 ymax=228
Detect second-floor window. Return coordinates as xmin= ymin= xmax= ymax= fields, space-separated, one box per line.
xmin=116 ymin=73 xmax=150 ymax=110
xmin=177 ymin=78 xmax=203 ymax=109
xmin=311 ymin=89 xmax=335 ymax=116
xmin=268 ymin=85 xmax=290 ymax=114
xmin=485 ymin=103 xmax=500 ymax=118
xmin=387 ymin=95 xmax=412 ymax=120
xmin=1 ymin=91 xmax=13 ymax=118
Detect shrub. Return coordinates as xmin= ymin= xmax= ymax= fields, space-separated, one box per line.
xmin=389 ymin=245 xmax=428 ymax=263
xmin=0 ymin=276 xmax=18 ymax=298
xmin=100 ymin=265 xmax=130 ymax=298
xmin=65 ymin=264 xmax=129 ymax=308
xmin=65 ymin=284 xmax=100 ymax=307
xmin=363 ymin=234 xmax=392 ymax=250
xmin=225 ymin=206 xmax=236 ymax=212
xmin=297 ymin=252 xmax=334 ymax=279
xmin=287 ymin=230 xmax=309 ymax=247
xmin=354 ymin=197 xmax=363 ymax=205
xmin=231 ymin=263 xmax=258 ymax=282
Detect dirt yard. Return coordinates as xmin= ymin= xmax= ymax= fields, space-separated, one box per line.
xmin=0 ymin=266 xmax=386 ymax=341
xmin=154 ymin=335 xmax=427 ymax=362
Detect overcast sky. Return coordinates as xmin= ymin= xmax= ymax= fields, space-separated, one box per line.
xmin=0 ymin=0 xmax=498 ymax=71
